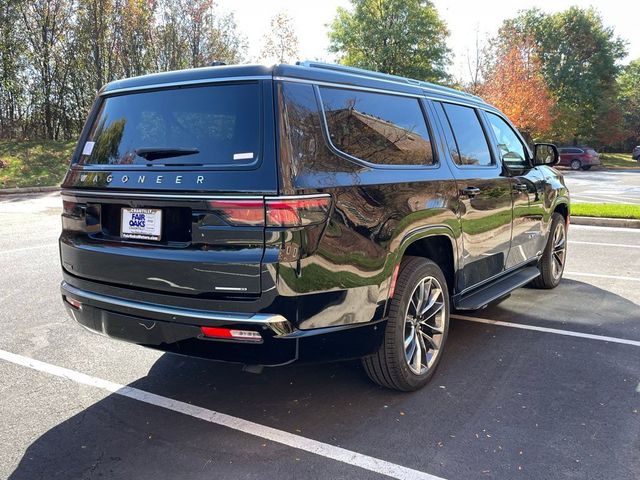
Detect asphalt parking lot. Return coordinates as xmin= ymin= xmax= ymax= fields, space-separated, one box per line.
xmin=563 ymin=168 xmax=640 ymax=204
xmin=1 ymin=192 xmax=638 ymax=480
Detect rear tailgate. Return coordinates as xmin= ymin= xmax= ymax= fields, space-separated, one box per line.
xmin=60 ymin=193 xmax=267 ymax=295
xmin=60 ymin=79 xmax=277 ymax=297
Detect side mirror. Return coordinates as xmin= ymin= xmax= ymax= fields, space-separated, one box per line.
xmin=533 ymin=143 xmax=559 ymax=166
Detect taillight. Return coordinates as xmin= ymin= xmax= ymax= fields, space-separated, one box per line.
xmin=208 ymin=199 xmax=265 ymax=226
xmin=61 ymin=199 xmax=87 ymax=231
xmin=62 ymin=200 xmax=84 ymax=218
xmin=209 ymin=195 xmax=331 ymax=227
xmin=266 ymin=196 xmax=331 ymax=227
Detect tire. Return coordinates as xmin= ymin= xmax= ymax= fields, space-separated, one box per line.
xmin=570 ymin=159 xmax=582 ymax=170
xmin=530 ymin=212 xmax=567 ymax=289
xmin=581 ymin=165 xmax=591 ymax=170
xmin=362 ymin=256 xmax=450 ymax=391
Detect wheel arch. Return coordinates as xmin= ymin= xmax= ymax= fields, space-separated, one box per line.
xmin=553 ymin=201 xmax=570 ymax=224
xmin=392 ymin=226 xmax=459 ymax=299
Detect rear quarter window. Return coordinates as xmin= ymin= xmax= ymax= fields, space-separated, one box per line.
xmin=318 ymin=87 xmax=435 ymax=167
xmin=77 ymin=82 xmax=261 ymax=168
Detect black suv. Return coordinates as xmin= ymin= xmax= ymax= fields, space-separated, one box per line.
xmin=59 ymin=62 xmax=569 ymax=391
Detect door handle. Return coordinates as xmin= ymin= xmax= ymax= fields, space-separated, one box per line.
xmin=513 ymin=183 xmax=528 ymax=192
xmin=461 ymin=187 xmax=481 ymax=197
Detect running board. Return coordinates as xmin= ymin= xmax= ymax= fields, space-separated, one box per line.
xmin=454 ymin=266 xmax=540 ymax=311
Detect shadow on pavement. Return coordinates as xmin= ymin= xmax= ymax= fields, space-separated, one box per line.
xmin=8 ymin=278 xmax=640 ymax=479
xmin=483 ymin=278 xmax=640 ymax=339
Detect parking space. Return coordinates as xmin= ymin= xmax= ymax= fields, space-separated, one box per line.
xmin=563 ymin=169 xmax=640 ymax=204
xmin=1 ymin=193 xmax=638 ymax=480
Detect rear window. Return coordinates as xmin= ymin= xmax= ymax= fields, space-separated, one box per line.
xmin=319 ymin=87 xmax=434 ymax=166
xmin=77 ymin=82 xmax=260 ymax=167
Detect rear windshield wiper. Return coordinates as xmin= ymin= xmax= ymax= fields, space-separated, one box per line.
xmin=135 ymin=147 xmax=199 ymax=161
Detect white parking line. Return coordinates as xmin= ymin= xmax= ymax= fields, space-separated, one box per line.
xmin=568 ymin=240 xmax=640 ymax=249
xmin=570 ymin=225 xmax=640 ymax=233
xmin=451 ymin=314 xmax=640 ymax=347
xmin=572 ymin=195 xmax=638 ymax=205
xmin=0 ymin=348 xmax=444 ymax=480
xmin=0 ymin=243 xmax=58 ymax=254
xmin=564 ymin=271 xmax=640 ymax=283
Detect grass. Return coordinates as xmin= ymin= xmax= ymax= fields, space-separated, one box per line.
xmin=0 ymin=140 xmax=76 ymax=189
xmin=571 ymin=203 xmax=640 ymax=220
xmin=599 ymin=152 xmax=640 ymax=169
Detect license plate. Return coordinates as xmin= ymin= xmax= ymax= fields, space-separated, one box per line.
xmin=121 ymin=208 xmax=162 ymax=241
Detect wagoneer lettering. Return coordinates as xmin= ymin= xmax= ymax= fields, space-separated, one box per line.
xmin=59 ymin=62 xmax=569 ymax=391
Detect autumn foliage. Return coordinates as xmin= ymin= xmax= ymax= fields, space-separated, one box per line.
xmin=480 ymin=39 xmax=555 ymax=139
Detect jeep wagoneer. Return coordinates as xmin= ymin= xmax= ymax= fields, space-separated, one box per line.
xmin=59 ymin=62 xmax=569 ymax=391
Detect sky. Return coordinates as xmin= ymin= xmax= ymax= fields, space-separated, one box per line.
xmin=216 ymin=0 xmax=640 ymax=82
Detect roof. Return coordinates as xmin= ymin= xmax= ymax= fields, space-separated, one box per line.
xmin=100 ymin=61 xmax=491 ymax=109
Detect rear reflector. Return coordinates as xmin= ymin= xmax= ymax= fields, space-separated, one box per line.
xmin=389 ymin=263 xmax=401 ymax=299
xmin=200 ymin=326 xmax=262 ymax=342
xmin=65 ymin=297 xmax=82 ymax=310
xmin=209 ymin=195 xmax=331 ymax=227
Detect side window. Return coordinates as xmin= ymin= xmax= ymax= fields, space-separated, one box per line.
xmin=485 ymin=112 xmax=528 ymax=169
xmin=319 ymin=87 xmax=435 ymax=166
xmin=440 ymin=103 xmax=493 ymax=166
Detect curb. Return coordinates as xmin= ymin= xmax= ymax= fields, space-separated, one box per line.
xmin=0 ymin=186 xmax=60 ymax=195
xmin=571 ymin=216 xmax=640 ymax=229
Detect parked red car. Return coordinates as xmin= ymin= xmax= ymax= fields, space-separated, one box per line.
xmin=558 ymin=147 xmax=601 ymax=170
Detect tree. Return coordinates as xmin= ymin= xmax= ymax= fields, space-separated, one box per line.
xmin=75 ymin=0 xmax=117 ymax=93
xmin=20 ymin=0 xmax=76 ymax=139
xmin=463 ymin=29 xmax=490 ymax=96
xmin=203 ymin=11 xmax=246 ymax=65
xmin=617 ymin=59 xmax=640 ymax=149
xmin=328 ymin=0 xmax=450 ymax=83
xmin=154 ymin=0 xmax=246 ymax=70
xmin=480 ymin=35 xmax=555 ymax=140
xmin=72 ymin=0 xmax=155 ymax=129
xmin=113 ymin=0 xmax=156 ymax=78
xmin=0 ymin=0 xmax=27 ymax=138
xmin=259 ymin=12 xmax=298 ymax=63
xmin=497 ymin=7 xmax=627 ymax=145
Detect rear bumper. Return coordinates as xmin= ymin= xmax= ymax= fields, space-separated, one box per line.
xmin=61 ymin=281 xmax=385 ymax=366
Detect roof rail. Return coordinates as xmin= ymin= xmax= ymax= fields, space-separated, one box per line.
xmin=296 ymin=60 xmax=484 ymax=103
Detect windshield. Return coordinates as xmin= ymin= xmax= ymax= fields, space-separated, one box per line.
xmin=77 ymin=82 xmax=260 ymax=167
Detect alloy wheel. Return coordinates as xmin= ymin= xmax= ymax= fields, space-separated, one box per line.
xmin=403 ymin=276 xmax=446 ymax=375
xmin=551 ymin=221 xmax=566 ymax=280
